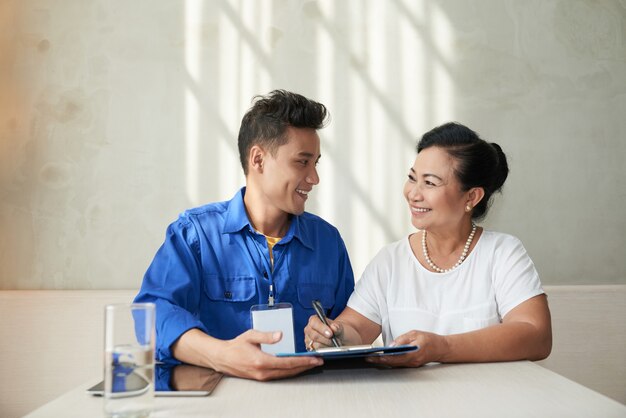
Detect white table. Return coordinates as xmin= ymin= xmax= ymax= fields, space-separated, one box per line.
xmin=25 ymin=361 xmax=626 ymax=418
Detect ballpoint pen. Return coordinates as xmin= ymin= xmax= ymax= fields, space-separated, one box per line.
xmin=311 ymin=299 xmax=341 ymax=348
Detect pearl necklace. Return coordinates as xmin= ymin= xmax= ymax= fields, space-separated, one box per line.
xmin=422 ymin=223 xmax=477 ymax=273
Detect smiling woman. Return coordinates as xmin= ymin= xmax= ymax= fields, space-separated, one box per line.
xmin=304 ymin=122 xmax=552 ymax=368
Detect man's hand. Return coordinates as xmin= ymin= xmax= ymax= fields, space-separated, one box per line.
xmin=365 ymin=330 xmax=447 ymax=368
xmin=215 ymin=330 xmax=323 ymax=380
xmin=172 ymin=328 xmax=323 ymax=381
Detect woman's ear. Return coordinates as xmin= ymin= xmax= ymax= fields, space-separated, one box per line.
xmin=467 ymin=187 xmax=485 ymax=210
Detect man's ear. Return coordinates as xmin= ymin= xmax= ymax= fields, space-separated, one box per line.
xmin=249 ymin=145 xmax=265 ymax=173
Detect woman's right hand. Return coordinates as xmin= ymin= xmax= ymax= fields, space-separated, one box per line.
xmin=304 ymin=315 xmax=344 ymax=351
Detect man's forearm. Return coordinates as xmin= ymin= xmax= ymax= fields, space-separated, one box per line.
xmin=171 ymin=328 xmax=225 ymax=371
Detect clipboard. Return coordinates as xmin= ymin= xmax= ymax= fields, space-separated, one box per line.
xmin=275 ymin=344 xmax=418 ymax=360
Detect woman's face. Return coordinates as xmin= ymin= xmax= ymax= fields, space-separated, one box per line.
xmin=403 ymin=146 xmax=469 ymax=231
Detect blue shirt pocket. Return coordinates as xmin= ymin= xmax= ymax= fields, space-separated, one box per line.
xmin=296 ymin=282 xmax=336 ymax=311
xmin=203 ymin=275 xmax=257 ymax=302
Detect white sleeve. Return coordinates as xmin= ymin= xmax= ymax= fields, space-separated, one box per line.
xmin=492 ymin=234 xmax=544 ymax=319
xmin=346 ymin=249 xmax=391 ymax=326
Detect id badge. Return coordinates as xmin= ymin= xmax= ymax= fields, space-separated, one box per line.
xmin=250 ymin=303 xmax=295 ymax=354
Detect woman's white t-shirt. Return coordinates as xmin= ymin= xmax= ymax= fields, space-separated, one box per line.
xmin=347 ymin=230 xmax=544 ymax=345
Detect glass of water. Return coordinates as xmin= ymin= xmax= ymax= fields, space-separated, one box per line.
xmin=104 ymin=303 xmax=155 ymax=418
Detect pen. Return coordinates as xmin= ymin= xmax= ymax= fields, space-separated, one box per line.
xmin=312 ymin=299 xmax=341 ymax=348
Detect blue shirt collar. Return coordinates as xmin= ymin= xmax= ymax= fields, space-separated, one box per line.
xmin=223 ymin=187 xmax=314 ymax=251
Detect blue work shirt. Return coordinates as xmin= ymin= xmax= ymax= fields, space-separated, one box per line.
xmin=134 ymin=188 xmax=355 ymax=362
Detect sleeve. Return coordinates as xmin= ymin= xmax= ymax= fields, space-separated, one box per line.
xmin=134 ymin=216 xmax=209 ymax=363
xmin=155 ymin=365 xmax=174 ymax=391
xmin=492 ymin=235 xmax=544 ymax=319
xmin=346 ymin=248 xmax=390 ymax=326
xmin=328 ymin=234 xmax=355 ymax=319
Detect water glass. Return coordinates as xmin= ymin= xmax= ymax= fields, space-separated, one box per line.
xmin=104 ymin=303 xmax=155 ymax=418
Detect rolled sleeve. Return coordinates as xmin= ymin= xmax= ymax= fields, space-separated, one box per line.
xmin=134 ymin=218 xmax=206 ymax=363
xmin=156 ymin=300 xmax=208 ymax=362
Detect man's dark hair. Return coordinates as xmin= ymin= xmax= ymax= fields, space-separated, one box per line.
xmin=238 ymin=90 xmax=329 ymax=174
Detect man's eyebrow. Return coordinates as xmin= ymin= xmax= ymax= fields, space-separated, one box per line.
xmin=296 ymin=152 xmax=320 ymax=160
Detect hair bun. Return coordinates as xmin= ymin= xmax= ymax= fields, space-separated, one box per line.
xmin=489 ymin=142 xmax=509 ymax=193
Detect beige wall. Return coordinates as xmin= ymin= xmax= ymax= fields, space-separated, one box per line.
xmin=1 ymin=0 xmax=625 ymax=289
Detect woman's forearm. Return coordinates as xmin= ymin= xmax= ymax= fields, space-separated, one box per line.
xmin=440 ymin=320 xmax=552 ymax=363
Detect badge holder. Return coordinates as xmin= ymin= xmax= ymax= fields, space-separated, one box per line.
xmin=250 ymin=302 xmax=295 ymax=354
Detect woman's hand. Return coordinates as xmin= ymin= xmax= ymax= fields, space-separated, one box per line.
xmin=304 ymin=315 xmax=344 ymax=350
xmin=366 ymin=330 xmax=449 ymax=368
xmin=303 ymin=307 xmax=383 ymax=350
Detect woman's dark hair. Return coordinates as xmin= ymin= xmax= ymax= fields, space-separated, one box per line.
xmin=238 ymin=90 xmax=329 ymax=174
xmin=417 ymin=122 xmax=509 ymax=221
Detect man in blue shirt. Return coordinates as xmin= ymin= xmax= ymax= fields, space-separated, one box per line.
xmin=135 ymin=90 xmax=355 ymax=380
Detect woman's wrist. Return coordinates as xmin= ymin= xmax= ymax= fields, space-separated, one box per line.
xmin=436 ymin=334 xmax=452 ymax=363
xmin=335 ymin=321 xmax=363 ymax=346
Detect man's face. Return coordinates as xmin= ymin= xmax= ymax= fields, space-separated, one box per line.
xmin=259 ymin=126 xmax=321 ymax=216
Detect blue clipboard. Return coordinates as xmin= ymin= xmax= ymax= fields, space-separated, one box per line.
xmin=275 ymin=344 xmax=418 ymax=359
